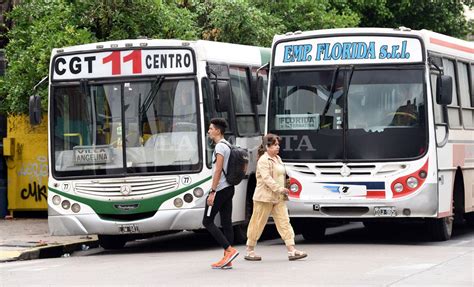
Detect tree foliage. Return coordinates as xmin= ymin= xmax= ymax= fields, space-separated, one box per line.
xmin=347 ymin=0 xmax=472 ymax=38
xmin=0 ymin=0 xmax=472 ymax=114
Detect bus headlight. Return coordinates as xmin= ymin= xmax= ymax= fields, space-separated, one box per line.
xmin=289 ymin=183 xmax=299 ymax=193
xmin=183 ymin=193 xmax=193 ymax=203
xmin=174 ymin=198 xmax=183 ymax=208
xmin=193 ymin=187 xmax=204 ymax=198
xmin=394 ymin=183 xmax=404 ymax=193
xmin=52 ymin=195 xmax=61 ymax=205
xmin=71 ymin=203 xmax=81 ymax=213
xmin=61 ymin=200 xmax=71 ymax=210
xmin=406 ymin=177 xmax=418 ymax=189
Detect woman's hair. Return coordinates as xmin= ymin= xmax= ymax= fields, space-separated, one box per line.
xmin=210 ymin=118 xmax=227 ymax=135
xmin=257 ymin=133 xmax=281 ymax=159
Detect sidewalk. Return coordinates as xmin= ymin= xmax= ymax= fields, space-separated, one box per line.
xmin=0 ymin=218 xmax=98 ymax=262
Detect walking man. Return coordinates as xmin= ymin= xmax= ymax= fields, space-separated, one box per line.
xmin=202 ymin=118 xmax=239 ymax=269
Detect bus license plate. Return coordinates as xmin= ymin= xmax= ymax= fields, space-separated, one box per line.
xmin=374 ymin=207 xmax=396 ymax=217
xmin=119 ymin=224 xmax=140 ymax=234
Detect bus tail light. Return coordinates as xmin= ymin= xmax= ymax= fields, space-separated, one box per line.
xmin=391 ymin=159 xmax=428 ymax=198
xmin=288 ymin=177 xmax=302 ymax=199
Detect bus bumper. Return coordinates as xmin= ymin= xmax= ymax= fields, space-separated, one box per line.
xmin=48 ymin=207 xmax=206 ymax=236
xmin=287 ymin=183 xmax=438 ymax=218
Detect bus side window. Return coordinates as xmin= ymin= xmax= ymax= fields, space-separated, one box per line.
xmin=207 ymin=63 xmax=234 ymax=135
xmin=442 ymin=58 xmax=461 ymax=128
xmin=457 ymin=62 xmax=473 ymax=128
xmin=430 ymin=56 xmax=445 ymax=125
xmin=229 ymin=66 xmax=258 ymax=136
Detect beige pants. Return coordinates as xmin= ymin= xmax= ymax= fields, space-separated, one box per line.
xmin=246 ymin=200 xmax=295 ymax=247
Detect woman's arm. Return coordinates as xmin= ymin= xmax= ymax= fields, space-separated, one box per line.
xmin=258 ymin=158 xmax=285 ymax=194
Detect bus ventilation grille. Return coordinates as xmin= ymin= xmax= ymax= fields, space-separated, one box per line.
xmin=74 ymin=177 xmax=179 ymax=197
xmin=288 ymin=163 xmax=407 ymax=177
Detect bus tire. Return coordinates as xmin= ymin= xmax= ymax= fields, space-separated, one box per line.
xmin=232 ymin=174 xmax=256 ymax=245
xmin=465 ymin=212 xmax=474 ymax=227
xmin=427 ymin=217 xmax=453 ymax=241
xmin=233 ymin=224 xmax=247 ymax=244
xmin=300 ymin=219 xmax=326 ymax=241
xmin=98 ymin=235 xmax=128 ymax=249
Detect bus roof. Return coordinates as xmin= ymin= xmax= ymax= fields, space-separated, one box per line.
xmin=52 ymin=39 xmax=270 ymax=67
xmin=274 ymin=27 xmax=473 ymax=61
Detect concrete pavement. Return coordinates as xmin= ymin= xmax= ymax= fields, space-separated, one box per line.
xmin=0 ymin=218 xmax=98 ymax=262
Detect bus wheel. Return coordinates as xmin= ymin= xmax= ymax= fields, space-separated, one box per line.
xmin=465 ymin=212 xmax=474 ymax=227
xmin=300 ymin=219 xmax=326 ymax=241
xmin=233 ymin=224 xmax=247 ymax=244
xmin=98 ymin=235 xmax=128 ymax=249
xmin=427 ymin=216 xmax=453 ymax=241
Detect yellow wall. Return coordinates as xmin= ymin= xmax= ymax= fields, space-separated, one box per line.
xmin=4 ymin=115 xmax=48 ymax=211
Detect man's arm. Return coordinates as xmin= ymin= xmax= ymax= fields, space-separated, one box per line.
xmin=207 ymin=153 xmax=224 ymax=206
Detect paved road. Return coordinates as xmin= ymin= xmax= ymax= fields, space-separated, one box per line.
xmin=1 ymin=223 xmax=473 ymax=286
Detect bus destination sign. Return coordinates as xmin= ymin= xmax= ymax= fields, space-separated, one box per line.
xmin=73 ymin=145 xmax=113 ymax=165
xmin=274 ymin=36 xmax=423 ymax=66
xmin=52 ymin=49 xmax=194 ymax=80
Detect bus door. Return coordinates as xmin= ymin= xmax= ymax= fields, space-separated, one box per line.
xmin=430 ymin=57 xmax=454 ymax=216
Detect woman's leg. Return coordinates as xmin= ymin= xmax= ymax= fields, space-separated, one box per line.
xmin=271 ymin=201 xmax=296 ymax=249
xmin=246 ymin=201 xmax=273 ymax=248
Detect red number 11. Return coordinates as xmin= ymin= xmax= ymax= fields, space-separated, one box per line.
xmin=103 ymin=50 xmax=142 ymax=75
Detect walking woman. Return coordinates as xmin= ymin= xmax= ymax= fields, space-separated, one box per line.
xmin=245 ymin=133 xmax=307 ymax=261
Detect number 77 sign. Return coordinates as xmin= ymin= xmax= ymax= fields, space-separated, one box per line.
xmin=52 ymin=48 xmax=194 ymax=80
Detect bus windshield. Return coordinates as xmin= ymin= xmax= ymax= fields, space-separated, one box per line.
xmin=52 ymin=78 xmax=200 ymax=177
xmin=269 ymin=67 xmax=427 ymax=161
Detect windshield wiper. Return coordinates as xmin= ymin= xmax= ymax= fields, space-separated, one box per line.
xmin=320 ymin=67 xmax=340 ymax=125
xmin=139 ymin=75 xmax=165 ymax=119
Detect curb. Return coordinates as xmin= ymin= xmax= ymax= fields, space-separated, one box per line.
xmin=0 ymin=239 xmax=99 ymax=263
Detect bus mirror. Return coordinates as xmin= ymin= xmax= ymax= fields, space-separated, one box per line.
xmin=215 ymin=80 xmax=231 ymax=112
xmin=436 ymin=75 xmax=452 ymax=105
xmin=29 ymin=95 xmax=42 ymax=125
xmin=251 ymin=76 xmax=264 ymax=105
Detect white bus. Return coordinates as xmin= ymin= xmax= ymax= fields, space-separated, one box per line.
xmin=30 ymin=39 xmax=270 ymax=248
xmin=262 ymin=28 xmax=473 ymax=241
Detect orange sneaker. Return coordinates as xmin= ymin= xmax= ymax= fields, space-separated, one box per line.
xmin=221 ymin=262 xmax=233 ymax=269
xmin=211 ymin=255 xmax=228 ymax=269
xmin=222 ymin=247 xmax=239 ymax=266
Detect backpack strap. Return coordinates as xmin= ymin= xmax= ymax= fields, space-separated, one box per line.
xmin=216 ymin=140 xmax=231 ymax=176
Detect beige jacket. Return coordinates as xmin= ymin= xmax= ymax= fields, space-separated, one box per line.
xmin=253 ymin=152 xmax=286 ymax=203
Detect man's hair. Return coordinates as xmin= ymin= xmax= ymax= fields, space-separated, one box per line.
xmin=210 ymin=118 xmax=227 ymax=135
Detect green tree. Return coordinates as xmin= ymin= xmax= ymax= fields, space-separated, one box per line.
xmin=0 ymin=0 xmax=93 ymax=114
xmin=347 ymin=0 xmax=472 ymax=39
xmin=255 ymin=0 xmax=360 ymax=32
xmin=193 ymin=0 xmax=283 ymax=46
xmin=0 ymin=0 xmax=199 ymax=114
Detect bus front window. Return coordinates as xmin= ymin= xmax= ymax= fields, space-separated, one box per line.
xmin=346 ymin=69 xmax=426 ymax=160
xmin=269 ymin=68 xmax=427 ymax=162
xmin=52 ymin=79 xmax=200 ymax=178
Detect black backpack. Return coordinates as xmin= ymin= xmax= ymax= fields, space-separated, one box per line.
xmin=220 ymin=141 xmax=249 ymax=185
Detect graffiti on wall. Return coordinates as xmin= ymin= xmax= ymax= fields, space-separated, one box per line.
xmin=17 ymin=156 xmax=48 ymax=202
xmin=21 ymin=182 xmax=47 ymax=202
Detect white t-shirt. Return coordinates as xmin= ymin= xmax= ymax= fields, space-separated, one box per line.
xmin=212 ymin=139 xmax=231 ymax=191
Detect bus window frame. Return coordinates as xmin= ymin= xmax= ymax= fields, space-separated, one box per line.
xmin=267 ymin=63 xmax=430 ymax=163
xmin=50 ymin=75 xmax=203 ymax=180
xmin=457 ymin=61 xmax=474 ymax=130
xmin=229 ymin=65 xmax=260 ymax=137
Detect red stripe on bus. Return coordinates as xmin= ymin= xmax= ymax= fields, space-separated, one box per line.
xmin=366 ymin=190 xmax=385 ymax=198
xmin=430 ymin=38 xmax=474 ymax=54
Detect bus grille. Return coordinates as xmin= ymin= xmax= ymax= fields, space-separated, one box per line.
xmin=74 ymin=177 xmax=179 ymax=197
